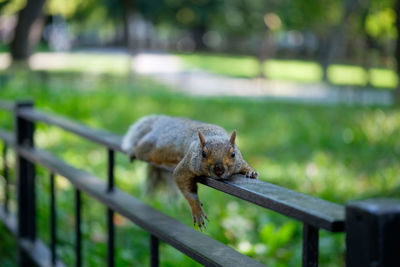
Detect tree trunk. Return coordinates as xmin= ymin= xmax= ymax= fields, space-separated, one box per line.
xmin=318 ymin=36 xmax=330 ymax=81
xmin=258 ymin=29 xmax=275 ymax=78
xmin=192 ymin=24 xmax=206 ymax=51
xmin=10 ymin=0 xmax=46 ymax=61
xmin=395 ymin=0 xmax=400 ymax=102
xmin=321 ymin=0 xmax=367 ymax=82
xmin=122 ymin=0 xmax=136 ymax=52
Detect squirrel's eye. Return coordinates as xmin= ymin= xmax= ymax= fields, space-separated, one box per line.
xmin=202 ymin=151 xmax=207 ymax=158
xmin=231 ymin=152 xmax=235 ymax=158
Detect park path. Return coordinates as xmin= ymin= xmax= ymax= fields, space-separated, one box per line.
xmin=0 ymin=51 xmax=394 ymax=105
xmin=131 ymin=53 xmax=393 ymax=106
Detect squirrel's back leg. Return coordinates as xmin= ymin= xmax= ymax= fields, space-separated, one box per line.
xmin=132 ymin=134 xmax=157 ymax=162
xmin=122 ymin=115 xmax=160 ymax=156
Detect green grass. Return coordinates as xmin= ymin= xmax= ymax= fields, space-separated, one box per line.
xmin=0 ymin=223 xmax=17 ymax=266
xmin=1 ymin=50 xmax=397 ymax=88
xmin=327 ymin=64 xmax=368 ymax=86
xmin=264 ymin=60 xmax=322 ymax=83
xmin=30 ymin=52 xmax=132 ymax=75
xmin=0 ymin=71 xmax=399 ymax=266
xmin=177 ymin=53 xmax=260 ymax=78
xmin=178 ymin=53 xmax=398 ymax=88
xmin=369 ymin=68 xmax=399 ymax=88
xmin=0 ymin=51 xmax=132 ymax=75
xmin=0 ymin=44 xmax=9 ymax=53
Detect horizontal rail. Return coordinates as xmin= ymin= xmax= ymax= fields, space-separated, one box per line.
xmin=0 ymin=100 xmax=14 ymax=112
xmin=0 ymin=123 xmax=345 ymax=231
xmin=0 ymin=205 xmax=65 ymax=267
xmin=199 ymin=177 xmax=345 ymax=232
xmin=0 ymin=130 xmax=14 ymax=145
xmin=18 ymin=109 xmax=124 ymax=153
xmin=16 ymin=145 xmax=264 ymax=267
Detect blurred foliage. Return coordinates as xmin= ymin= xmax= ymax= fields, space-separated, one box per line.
xmin=0 ymin=223 xmax=17 ymax=266
xmin=0 ymin=0 xmax=398 ymax=64
xmin=0 ymin=71 xmax=399 ymax=266
xmin=0 ymin=0 xmax=395 ymax=38
xmin=366 ymin=7 xmax=396 ymax=39
xmin=0 ymin=0 xmax=24 ymax=15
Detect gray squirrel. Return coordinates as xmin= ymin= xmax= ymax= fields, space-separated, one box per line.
xmin=122 ymin=115 xmax=258 ymax=229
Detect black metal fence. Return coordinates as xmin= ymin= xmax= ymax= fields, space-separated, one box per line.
xmin=0 ymin=100 xmax=398 ymax=267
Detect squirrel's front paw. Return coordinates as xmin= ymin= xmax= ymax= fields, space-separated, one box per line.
xmin=191 ymin=203 xmax=209 ymax=231
xmin=245 ymin=170 xmax=258 ymax=179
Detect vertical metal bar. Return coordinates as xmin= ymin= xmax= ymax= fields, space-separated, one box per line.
xmin=3 ymin=144 xmax=8 ymax=213
xmin=75 ymin=189 xmax=82 ymax=267
xmin=107 ymin=149 xmax=115 ymax=267
xmin=346 ymin=199 xmax=400 ymax=267
xmin=107 ymin=209 xmax=114 ymax=267
xmin=150 ymin=234 xmax=159 ymax=267
xmin=302 ymin=223 xmax=319 ymax=267
xmin=107 ymin=149 xmax=114 ymax=192
xmin=50 ymin=173 xmax=56 ymax=265
xmin=15 ymin=101 xmax=36 ymax=267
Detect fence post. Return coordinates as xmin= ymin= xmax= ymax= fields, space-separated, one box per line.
xmin=15 ymin=100 xmax=36 ymax=266
xmin=346 ymin=198 xmax=400 ymax=267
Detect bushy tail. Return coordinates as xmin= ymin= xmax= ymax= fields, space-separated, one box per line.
xmin=146 ymin=165 xmax=178 ymax=197
xmin=121 ymin=115 xmax=160 ymax=156
xmin=121 ymin=122 xmax=141 ymax=156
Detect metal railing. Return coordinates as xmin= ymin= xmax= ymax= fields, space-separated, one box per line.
xmin=0 ymin=99 xmax=398 ymax=267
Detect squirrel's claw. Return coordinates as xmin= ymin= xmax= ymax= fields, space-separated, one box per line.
xmin=192 ymin=205 xmax=208 ymax=231
xmin=194 ymin=215 xmax=205 ymax=230
xmin=203 ymin=211 xmax=209 ymax=222
xmin=245 ymin=170 xmax=258 ymax=179
xmin=198 ymin=218 xmax=207 ymax=231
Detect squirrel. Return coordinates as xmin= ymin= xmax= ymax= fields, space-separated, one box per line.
xmin=122 ymin=115 xmax=258 ymax=229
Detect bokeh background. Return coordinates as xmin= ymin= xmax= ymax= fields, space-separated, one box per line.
xmin=0 ymin=0 xmax=399 ymax=266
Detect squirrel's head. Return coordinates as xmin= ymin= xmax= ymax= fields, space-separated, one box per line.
xmin=198 ymin=130 xmax=238 ymax=180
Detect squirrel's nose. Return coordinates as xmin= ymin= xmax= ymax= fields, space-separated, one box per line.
xmin=213 ymin=164 xmax=225 ymax=177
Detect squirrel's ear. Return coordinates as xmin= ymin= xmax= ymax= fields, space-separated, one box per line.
xmin=230 ymin=130 xmax=237 ymax=146
xmin=198 ymin=130 xmax=206 ymax=147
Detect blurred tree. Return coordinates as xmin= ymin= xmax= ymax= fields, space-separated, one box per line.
xmin=87 ymin=0 xmax=145 ymax=51
xmin=155 ymin=0 xmax=223 ymax=50
xmin=10 ymin=0 xmax=47 ymax=61
xmin=96 ymin=0 xmax=135 ymax=49
xmin=122 ymin=0 xmax=136 ymax=50
xmin=320 ymin=0 xmax=369 ymax=81
xmin=2 ymin=0 xmax=398 ymax=78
